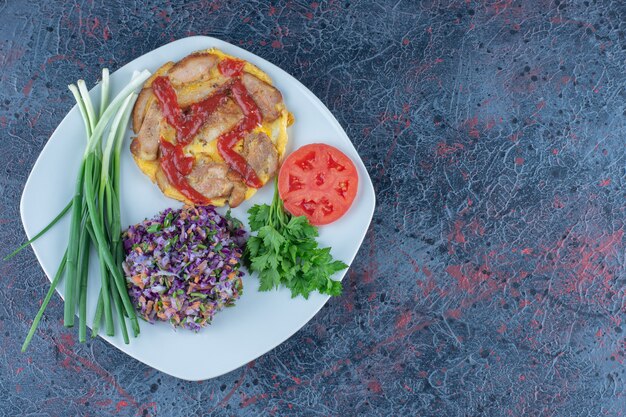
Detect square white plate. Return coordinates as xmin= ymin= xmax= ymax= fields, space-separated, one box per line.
xmin=20 ymin=36 xmax=375 ymax=380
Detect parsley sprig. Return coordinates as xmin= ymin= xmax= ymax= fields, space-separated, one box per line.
xmin=245 ymin=180 xmax=347 ymax=298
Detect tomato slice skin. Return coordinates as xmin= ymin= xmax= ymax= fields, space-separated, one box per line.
xmin=278 ymin=143 xmax=358 ymax=226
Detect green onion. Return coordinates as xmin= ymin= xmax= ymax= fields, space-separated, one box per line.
xmin=21 ymin=250 xmax=68 ymax=352
xmin=69 ymin=84 xmax=93 ymax=137
xmin=97 ymin=92 xmax=136 ymax=335
xmin=3 ymin=200 xmax=72 ymax=261
xmin=91 ymin=291 xmax=104 ymax=338
xmin=111 ymin=281 xmax=130 ymax=344
xmin=63 ymin=159 xmax=85 ymax=327
xmin=77 ymin=80 xmax=97 ymax=135
xmin=98 ymin=253 xmax=113 ymax=335
xmin=84 ymin=142 xmax=140 ymax=335
xmin=77 ymin=217 xmax=91 ymax=342
xmin=85 ymin=70 xmax=150 ymax=155
xmin=99 ymin=68 xmax=109 ymax=119
xmin=85 ymin=222 xmax=106 ymax=338
xmin=18 ymin=67 xmax=151 ymax=350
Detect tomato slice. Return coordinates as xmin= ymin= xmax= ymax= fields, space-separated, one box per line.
xmin=278 ymin=143 xmax=358 ymax=225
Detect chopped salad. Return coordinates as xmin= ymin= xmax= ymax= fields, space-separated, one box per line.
xmin=122 ymin=205 xmax=246 ymax=330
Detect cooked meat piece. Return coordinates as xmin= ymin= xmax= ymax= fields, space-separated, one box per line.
xmin=130 ymin=102 xmax=161 ymax=161
xmin=228 ymin=180 xmax=247 ymax=207
xmin=132 ymin=87 xmax=153 ymax=134
xmin=226 ymin=170 xmax=247 ymax=208
xmin=187 ymin=160 xmax=234 ymax=200
xmin=185 ymin=161 xmax=248 ymax=207
xmin=132 ymin=62 xmax=176 ymax=133
xmin=241 ymin=73 xmax=282 ymax=122
xmin=175 ymin=79 xmax=229 ymax=108
xmin=194 ymin=99 xmax=244 ymax=144
xmin=168 ymin=53 xmax=218 ymax=85
xmin=242 ymin=132 xmax=278 ymax=179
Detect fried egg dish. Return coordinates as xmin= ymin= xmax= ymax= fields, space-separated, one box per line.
xmin=130 ymin=48 xmax=292 ymax=207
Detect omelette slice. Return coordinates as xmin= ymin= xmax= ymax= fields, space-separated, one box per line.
xmin=130 ymin=48 xmax=292 ymax=207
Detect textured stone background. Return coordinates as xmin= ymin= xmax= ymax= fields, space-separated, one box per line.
xmin=1 ymin=0 xmax=625 ymax=416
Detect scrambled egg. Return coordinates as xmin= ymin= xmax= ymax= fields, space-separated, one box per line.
xmin=131 ymin=48 xmax=292 ymax=206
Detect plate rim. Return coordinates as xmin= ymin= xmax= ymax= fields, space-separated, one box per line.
xmin=19 ymin=35 xmax=376 ymax=380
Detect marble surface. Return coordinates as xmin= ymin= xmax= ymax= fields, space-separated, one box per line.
xmin=0 ymin=0 xmax=624 ymax=416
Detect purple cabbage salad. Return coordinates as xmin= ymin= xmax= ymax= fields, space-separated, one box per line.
xmin=122 ymin=205 xmax=246 ymax=331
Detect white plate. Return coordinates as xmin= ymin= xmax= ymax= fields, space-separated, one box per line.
xmin=20 ymin=36 xmax=375 ymax=380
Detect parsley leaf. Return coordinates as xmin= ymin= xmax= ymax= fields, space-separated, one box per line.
xmin=258 ymin=268 xmax=280 ymax=291
xmin=258 ymin=225 xmax=284 ymax=253
xmin=251 ymin=251 xmax=272 ymax=271
xmin=244 ymin=179 xmax=346 ymax=298
xmin=285 ymin=216 xmax=318 ymax=239
xmin=247 ymin=204 xmax=270 ymax=231
xmin=245 ymin=235 xmax=262 ymax=258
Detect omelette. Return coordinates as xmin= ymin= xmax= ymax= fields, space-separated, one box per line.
xmin=130 ymin=49 xmax=292 ymax=207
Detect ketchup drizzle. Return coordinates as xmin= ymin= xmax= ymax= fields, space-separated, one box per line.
xmin=159 ymin=139 xmax=210 ymax=204
xmin=152 ymin=76 xmax=228 ymax=144
xmin=218 ymin=58 xmax=245 ymax=77
xmin=216 ymin=79 xmax=263 ymax=188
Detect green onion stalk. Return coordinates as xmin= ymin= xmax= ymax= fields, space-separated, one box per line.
xmin=17 ymin=68 xmax=150 ymax=351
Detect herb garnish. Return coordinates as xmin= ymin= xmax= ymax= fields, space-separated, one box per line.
xmin=245 ymin=180 xmax=347 ymax=298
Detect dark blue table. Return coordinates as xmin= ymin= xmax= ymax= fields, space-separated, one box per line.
xmin=1 ymin=1 xmax=624 ymax=415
